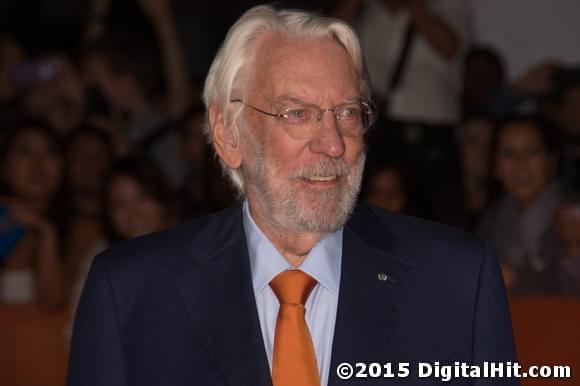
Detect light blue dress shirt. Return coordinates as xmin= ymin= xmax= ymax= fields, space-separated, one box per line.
xmin=242 ymin=201 xmax=342 ymax=386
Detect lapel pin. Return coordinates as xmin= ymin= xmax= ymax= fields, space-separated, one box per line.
xmin=377 ymin=273 xmax=389 ymax=282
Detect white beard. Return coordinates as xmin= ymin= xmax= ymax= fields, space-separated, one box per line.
xmin=242 ymin=137 xmax=365 ymax=233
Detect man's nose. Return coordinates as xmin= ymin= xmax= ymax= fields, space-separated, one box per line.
xmin=308 ymin=111 xmax=345 ymax=158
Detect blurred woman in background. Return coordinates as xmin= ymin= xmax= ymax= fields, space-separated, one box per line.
xmin=0 ymin=120 xmax=66 ymax=309
xmin=477 ymin=116 xmax=563 ymax=295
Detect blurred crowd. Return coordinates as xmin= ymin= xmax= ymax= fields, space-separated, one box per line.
xmin=0 ymin=0 xmax=579 ymax=314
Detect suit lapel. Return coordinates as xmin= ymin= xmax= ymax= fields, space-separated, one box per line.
xmin=329 ymin=204 xmax=414 ymax=386
xmin=175 ymin=204 xmax=272 ymax=386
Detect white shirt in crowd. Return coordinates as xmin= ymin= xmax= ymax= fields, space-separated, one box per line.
xmin=358 ymin=0 xmax=474 ymax=124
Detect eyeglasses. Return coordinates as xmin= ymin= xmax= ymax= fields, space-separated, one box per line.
xmin=230 ymin=98 xmax=376 ymax=139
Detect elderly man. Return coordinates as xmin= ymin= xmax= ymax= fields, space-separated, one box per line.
xmin=68 ymin=5 xmax=517 ymax=386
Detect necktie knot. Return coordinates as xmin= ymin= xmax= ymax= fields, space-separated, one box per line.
xmin=270 ymin=269 xmax=317 ymax=305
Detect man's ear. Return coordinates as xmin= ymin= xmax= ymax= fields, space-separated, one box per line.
xmin=209 ymin=103 xmax=242 ymax=169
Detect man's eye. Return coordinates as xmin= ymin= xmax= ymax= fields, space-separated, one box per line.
xmin=339 ymin=106 xmax=361 ymax=118
xmin=285 ymin=108 xmax=311 ymax=122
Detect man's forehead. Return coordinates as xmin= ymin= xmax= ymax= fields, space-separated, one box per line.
xmin=255 ymin=34 xmax=349 ymax=65
xmin=271 ymin=94 xmax=362 ymax=106
xmin=250 ymin=34 xmax=359 ymax=101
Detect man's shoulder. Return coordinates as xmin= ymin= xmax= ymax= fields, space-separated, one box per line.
xmin=353 ymin=202 xmax=482 ymax=245
xmin=349 ymin=203 xmax=488 ymax=266
xmin=93 ymin=203 xmax=243 ymax=274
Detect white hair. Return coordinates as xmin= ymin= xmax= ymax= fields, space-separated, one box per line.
xmin=202 ymin=5 xmax=369 ymax=194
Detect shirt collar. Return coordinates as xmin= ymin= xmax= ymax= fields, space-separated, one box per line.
xmin=242 ymin=200 xmax=342 ymax=295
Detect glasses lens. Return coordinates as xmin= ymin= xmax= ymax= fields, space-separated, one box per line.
xmin=336 ymin=102 xmax=375 ymax=136
xmin=337 ymin=104 xmax=363 ymax=132
xmin=281 ymin=102 xmax=375 ymax=139
xmin=281 ymin=105 xmax=318 ymax=139
xmin=283 ymin=107 xmax=314 ymax=125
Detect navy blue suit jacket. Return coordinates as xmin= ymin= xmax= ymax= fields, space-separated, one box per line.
xmin=68 ymin=202 xmax=518 ymax=385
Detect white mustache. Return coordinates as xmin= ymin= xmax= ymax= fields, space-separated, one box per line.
xmin=290 ymin=158 xmax=350 ymax=179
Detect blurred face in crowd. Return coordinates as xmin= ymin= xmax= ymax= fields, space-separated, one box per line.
xmin=495 ymin=122 xmax=555 ymax=206
xmin=67 ymin=132 xmax=111 ymax=195
xmin=233 ymin=36 xmax=366 ymax=233
xmin=107 ymin=175 xmax=167 ymax=239
xmin=460 ymin=117 xmax=494 ymax=180
xmin=2 ymin=127 xmax=62 ymax=202
xmin=364 ymin=167 xmax=405 ymax=213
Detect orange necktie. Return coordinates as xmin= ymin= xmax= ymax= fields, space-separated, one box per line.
xmin=270 ymin=269 xmax=320 ymax=386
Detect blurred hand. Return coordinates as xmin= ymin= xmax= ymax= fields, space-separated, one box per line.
xmin=0 ymin=197 xmax=52 ymax=234
xmin=513 ymin=62 xmax=559 ymax=97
